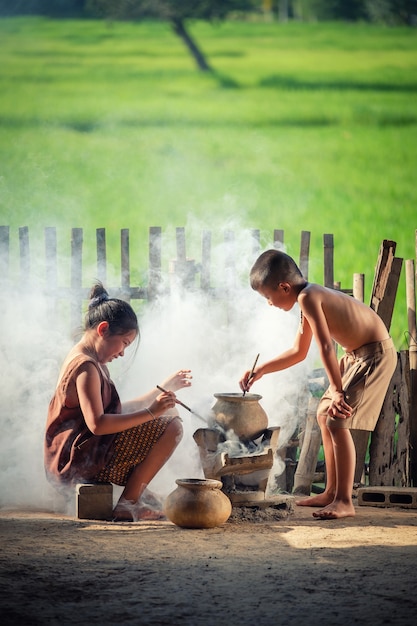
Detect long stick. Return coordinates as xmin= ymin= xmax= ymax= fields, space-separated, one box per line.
xmin=243 ymin=353 xmax=260 ymax=396
xmin=156 ymin=385 xmax=207 ymax=423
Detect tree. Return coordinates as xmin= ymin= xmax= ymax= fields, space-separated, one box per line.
xmin=86 ymin=0 xmax=257 ymax=72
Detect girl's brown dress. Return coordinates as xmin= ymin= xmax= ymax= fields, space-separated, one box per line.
xmin=45 ymin=354 xmax=174 ymax=488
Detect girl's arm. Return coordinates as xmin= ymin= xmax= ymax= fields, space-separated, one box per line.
xmin=122 ymin=369 xmax=192 ymax=413
xmin=75 ymin=363 xmax=176 ymax=436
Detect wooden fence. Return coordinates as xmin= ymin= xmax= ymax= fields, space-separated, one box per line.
xmin=0 ymin=225 xmax=359 ymax=329
xmin=1 ymin=224 xmax=416 ymax=488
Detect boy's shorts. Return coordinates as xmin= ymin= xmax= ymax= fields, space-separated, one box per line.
xmin=318 ymin=337 xmax=397 ymax=432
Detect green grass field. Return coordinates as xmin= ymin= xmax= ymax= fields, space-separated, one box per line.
xmin=1 ymin=17 xmax=416 ymax=345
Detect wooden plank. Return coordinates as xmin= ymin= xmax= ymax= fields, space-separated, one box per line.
xmin=369 ymin=351 xmax=410 ymax=487
xmin=148 ymin=226 xmax=161 ymax=300
xmin=375 ymin=256 xmax=403 ymax=331
xmin=323 ymin=234 xmax=334 ymax=289
xmin=299 ymin=231 xmax=310 ymax=280
xmin=353 ymin=240 xmax=403 ymax=486
xmin=292 ymin=397 xmax=321 ymax=495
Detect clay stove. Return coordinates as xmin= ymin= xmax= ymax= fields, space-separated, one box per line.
xmin=193 ymin=393 xmax=281 ymax=506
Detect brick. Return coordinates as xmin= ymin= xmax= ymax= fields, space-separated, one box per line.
xmin=76 ymin=483 xmax=113 ymax=520
xmin=357 ymin=486 xmax=417 ymax=509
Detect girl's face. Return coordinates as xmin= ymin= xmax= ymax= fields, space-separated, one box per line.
xmin=100 ymin=328 xmax=137 ymax=363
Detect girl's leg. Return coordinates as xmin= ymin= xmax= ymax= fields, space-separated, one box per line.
xmin=113 ymin=417 xmax=183 ymax=520
xmin=296 ymin=413 xmax=336 ymax=507
xmin=313 ymin=425 xmax=356 ymax=519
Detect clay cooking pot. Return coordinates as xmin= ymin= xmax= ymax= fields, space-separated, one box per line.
xmin=211 ymin=392 xmax=268 ymax=441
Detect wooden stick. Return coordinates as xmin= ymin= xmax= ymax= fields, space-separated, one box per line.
xmin=156 ymin=385 xmax=207 ymax=423
xmin=243 ymin=353 xmax=260 ymax=396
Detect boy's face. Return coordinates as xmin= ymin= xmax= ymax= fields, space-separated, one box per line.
xmin=257 ymin=283 xmax=294 ymax=311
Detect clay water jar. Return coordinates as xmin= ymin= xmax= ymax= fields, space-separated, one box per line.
xmin=164 ymin=478 xmax=232 ymax=529
xmin=211 ymin=393 xmax=268 ymax=441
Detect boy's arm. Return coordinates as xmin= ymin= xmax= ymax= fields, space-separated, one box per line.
xmin=239 ymin=323 xmax=312 ymax=392
xmin=301 ymin=295 xmax=352 ymax=418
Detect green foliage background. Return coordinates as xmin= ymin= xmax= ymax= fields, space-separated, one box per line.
xmin=0 ymin=17 xmax=416 ymax=346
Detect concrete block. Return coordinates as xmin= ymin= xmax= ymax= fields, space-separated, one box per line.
xmin=357 ymin=486 xmax=417 ymax=509
xmin=76 ymin=483 xmax=113 ymax=520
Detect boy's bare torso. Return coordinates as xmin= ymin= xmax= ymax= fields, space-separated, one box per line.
xmin=298 ymin=283 xmax=389 ymax=353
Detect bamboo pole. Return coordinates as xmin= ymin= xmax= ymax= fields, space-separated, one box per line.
xmin=353 ymin=273 xmax=364 ymax=302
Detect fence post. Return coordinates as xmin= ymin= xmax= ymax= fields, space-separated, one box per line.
xmin=201 ymin=230 xmax=211 ymax=291
xmin=299 ymin=231 xmax=310 ymax=280
xmin=323 ymin=233 xmax=334 ymax=289
xmin=273 ymin=229 xmax=284 ymax=249
xmin=121 ymin=229 xmax=131 ymax=302
xmin=96 ymin=228 xmax=107 ymax=286
xmin=19 ymin=226 xmax=30 ymax=288
xmin=71 ymin=228 xmax=83 ymax=333
xmin=0 ymin=225 xmax=10 ymax=282
xmin=148 ymin=227 xmax=161 ymax=300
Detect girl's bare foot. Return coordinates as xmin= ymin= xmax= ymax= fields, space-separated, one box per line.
xmin=113 ymin=497 xmax=166 ymax=522
xmin=295 ymin=492 xmax=334 ymax=508
xmin=312 ymin=499 xmax=355 ymax=520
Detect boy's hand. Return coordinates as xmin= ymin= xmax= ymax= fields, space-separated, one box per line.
xmin=328 ymin=391 xmax=352 ymax=419
xmin=239 ymin=369 xmax=260 ymax=393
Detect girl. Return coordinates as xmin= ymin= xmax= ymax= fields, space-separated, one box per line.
xmin=45 ymin=282 xmax=191 ymax=521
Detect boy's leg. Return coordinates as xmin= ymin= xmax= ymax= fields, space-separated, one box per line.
xmin=312 ymin=425 xmax=356 ymax=519
xmin=296 ymin=413 xmax=336 ymax=507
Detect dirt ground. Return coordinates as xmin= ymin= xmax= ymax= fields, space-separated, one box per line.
xmin=1 ymin=498 xmax=417 ymax=626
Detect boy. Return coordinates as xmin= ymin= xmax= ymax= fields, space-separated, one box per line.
xmin=239 ymin=249 xmax=397 ymax=519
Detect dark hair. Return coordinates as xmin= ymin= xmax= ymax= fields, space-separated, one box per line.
xmin=84 ymin=282 xmax=139 ymax=339
xmin=250 ymin=250 xmax=303 ymax=290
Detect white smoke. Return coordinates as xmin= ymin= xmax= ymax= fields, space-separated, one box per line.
xmin=0 ymin=223 xmax=318 ymax=513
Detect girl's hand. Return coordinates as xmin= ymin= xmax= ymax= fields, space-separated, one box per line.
xmin=148 ymin=391 xmax=177 ymax=418
xmin=328 ymin=391 xmax=352 ymax=419
xmin=160 ymin=370 xmax=192 ymax=392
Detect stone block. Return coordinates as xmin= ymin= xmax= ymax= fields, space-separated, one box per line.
xmin=357 ymin=486 xmax=417 ymax=509
xmin=76 ymin=483 xmax=113 ymax=520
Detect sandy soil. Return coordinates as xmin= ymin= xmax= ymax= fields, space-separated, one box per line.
xmin=1 ymin=499 xmax=417 ymax=626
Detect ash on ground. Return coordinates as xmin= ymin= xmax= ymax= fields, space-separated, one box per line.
xmin=228 ymin=496 xmax=295 ymax=524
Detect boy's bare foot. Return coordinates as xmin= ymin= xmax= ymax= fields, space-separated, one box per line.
xmin=312 ymin=500 xmax=355 ymax=520
xmin=295 ymin=493 xmax=334 ymax=508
